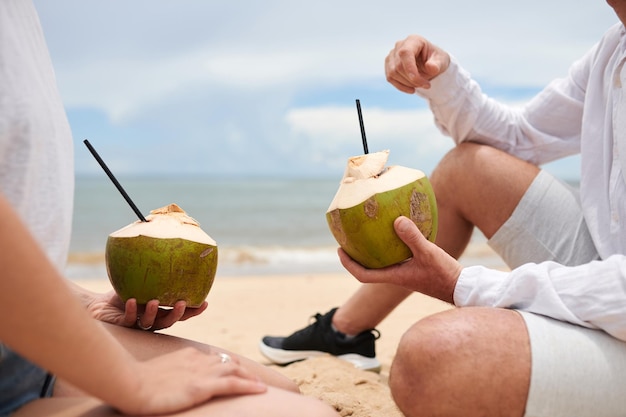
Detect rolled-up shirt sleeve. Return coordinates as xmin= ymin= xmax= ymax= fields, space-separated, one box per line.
xmin=415 ymin=52 xmax=591 ymax=166
xmin=454 ymin=255 xmax=626 ymax=341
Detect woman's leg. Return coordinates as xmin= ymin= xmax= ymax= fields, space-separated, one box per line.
xmin=54 ymin=323 xmax=300 ymax=397
xmin=16 ymin=386 xmax=339 ymax=417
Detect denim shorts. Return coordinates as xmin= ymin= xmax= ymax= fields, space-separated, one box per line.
xmin=0 ymin=343 xmax=55 ymax=417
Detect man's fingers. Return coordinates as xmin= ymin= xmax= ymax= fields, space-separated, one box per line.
xmin=394 ymin=216 xmax=427 ymax=251
xmin=385 ymin=35 xmax=450 ymax=92
xmin=337 ymin=248 xmax=379 ymax=283
xmin=337 ymin=247 xmax=402 ymax=284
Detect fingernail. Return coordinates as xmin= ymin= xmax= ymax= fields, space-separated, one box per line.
xmin=396 ymin=216 xmax=410 ymax=232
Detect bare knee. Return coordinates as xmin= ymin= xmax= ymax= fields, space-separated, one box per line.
xmin=431 ymin=142 xmax=494 ymax=185
xmin=389 ymin=307 xmax=530 ymax=417
xmin=430 ymin=143 xmax=539 ymax=239
xmin=389 ymin=310 xmax=467 ymax=417
xmin=431 ymin=142 xmax=535 ymax=198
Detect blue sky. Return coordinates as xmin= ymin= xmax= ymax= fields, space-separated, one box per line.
xmin=33 ymin=1 xmax=618 ymax=180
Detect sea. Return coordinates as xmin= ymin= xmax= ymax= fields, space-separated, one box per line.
xmin=65 ymin=175 xmax=503 ymax=281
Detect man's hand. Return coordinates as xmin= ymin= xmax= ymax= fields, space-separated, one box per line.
xmin=385 ymin=35 xmax=451 ymax=93
xmin=86 ymin=290 xmax=208 ymax=331
xmin=338 ymin=216 xmax=462 ymax=304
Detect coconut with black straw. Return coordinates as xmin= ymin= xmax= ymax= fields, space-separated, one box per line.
xmin=83 ymin=139 xmax=218 ymax=307
xmin=324 ymin=99 xmax=439 ymax=268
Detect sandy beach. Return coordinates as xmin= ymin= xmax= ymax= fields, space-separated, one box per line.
xmin=75 ymin=271 xmax=453 ymax=416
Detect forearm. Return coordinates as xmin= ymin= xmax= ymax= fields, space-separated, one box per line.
xmin=67 ymin=278 xmax=100 ymax=308
xmin=0 ymin=196 xmax=140 ymax=406
xmin=416 ymin=57 xmax=583 ymax=165
xmin=454 ymin=255 xmax=626 ymax=341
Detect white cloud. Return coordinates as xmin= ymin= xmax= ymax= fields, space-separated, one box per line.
xmin=38 ymin=0 xmax=616 ymax=123
xmin=32 ymin=0 xmax=618 ymax=178
xmin=286 ymin=106 xmax=356 ymax=143
xmin=285 ymin=105 xmax=454 ymax=174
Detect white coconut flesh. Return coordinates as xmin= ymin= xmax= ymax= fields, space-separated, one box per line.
xmin=109 ymin=203 xmax=216 ymax=246
xmin=327 ymin=150 xmax=426 ymax=211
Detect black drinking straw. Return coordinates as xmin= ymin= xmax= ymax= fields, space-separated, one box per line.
xmin=83 ymin=139 xmax=147 ymax=222
xmin=355 ymin=99 xmax=369 ymax=154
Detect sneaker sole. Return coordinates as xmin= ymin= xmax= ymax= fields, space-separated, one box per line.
xmin=258 ymin=341 xmax=382 ymax=372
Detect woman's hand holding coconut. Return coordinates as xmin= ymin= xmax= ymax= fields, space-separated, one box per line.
xmin=71 ymin=203 xmax=218 ymax=332
xmin=80 ymin=287 xmax=208 ymax=331
xmin=338 ymin=216 xmax=462 ymax=304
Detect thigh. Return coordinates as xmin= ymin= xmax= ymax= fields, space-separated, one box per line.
xmin=53 ymin=323 xmax=298 ymax=396
xmin=430 ymin=143 xmax=540 ymax=258
xmin=103 ymin=323 xmax=298 ymax=391
xmin=489 ymin=170 xmax=599 ymax=268
xmin=15 ymin=386 xmax=338 ymax=417
xmin=520 ymin=312 xmax=626 ymax=417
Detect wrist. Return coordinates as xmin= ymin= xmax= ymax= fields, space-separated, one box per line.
xmin=415 ymin=56 xmax=463 ymax=102
xmin=445 ymin=265 xmax=462 ymax=304
xmin=99 ymin=359 xmax=147 ymax=414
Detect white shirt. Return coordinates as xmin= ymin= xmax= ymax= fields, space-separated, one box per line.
xmin=0 ymin=0 xmax=74 ymax=270
xmin=416 ymin=22 xmax=626 ymax=341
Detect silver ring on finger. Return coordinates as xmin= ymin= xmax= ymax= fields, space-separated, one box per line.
xmin=136 ymin=316 xmax=153 ymax=331
xmin=218 ymin=352 xmax=232 ymax=363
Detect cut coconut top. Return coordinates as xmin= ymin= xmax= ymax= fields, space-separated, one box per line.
xmin=328 ymin=151 xmax=426 ymax=210
xmin=109 ymin=203 xmax=217 ymax=245
xmin=345 ymin=150 xmax=390 ymax=180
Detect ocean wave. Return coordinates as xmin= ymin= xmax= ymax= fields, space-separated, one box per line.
xmin=65 ymin=245 xmax=344 ymax=280
xmin=218 ymin=245 xmax=339 ymax=265
xmin=64 ymin=241 xmax=507 ymax=281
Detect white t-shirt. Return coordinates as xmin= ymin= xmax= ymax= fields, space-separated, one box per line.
xmin=416 ymin=22 xmax=626 ymax=341
xmin=0 ymin=0 xmax=74 ymax=271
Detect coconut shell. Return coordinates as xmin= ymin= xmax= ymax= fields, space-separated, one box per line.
xmin=105 ymin=204 xmax=218 ymax=307
xmin=326 ymin=151 xmax=437 ymax=269
xmin=106 ymin=236 xmax=217 ymax=307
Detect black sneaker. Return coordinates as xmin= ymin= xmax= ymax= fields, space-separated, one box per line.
xmin=259 ymin=308 xmax=381 ymax=372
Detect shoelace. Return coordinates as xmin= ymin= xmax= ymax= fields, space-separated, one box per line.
xmin=290 ymin=313 xmax=326 ymax=337
xmin=295 ymin=312 xmax=382 ymax=340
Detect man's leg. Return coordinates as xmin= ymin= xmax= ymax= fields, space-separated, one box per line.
xmin=389 ymin=307 xmax=530 ymax=417
xmin=260 ymin=143 xmax=539 ymax=368
xmin=390 ymin=308 xmax=626 ymax=417
xmin=390 ymin=143 xmax=607 ymax=416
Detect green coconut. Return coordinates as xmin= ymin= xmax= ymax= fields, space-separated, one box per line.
xmin=326 ymin=150 xmax=438 ymax=269
xmin=105 ymin=203 xmax=218 ymax=307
